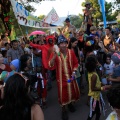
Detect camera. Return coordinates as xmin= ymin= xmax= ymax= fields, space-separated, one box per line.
xmin=22 ymin=72 xmax=41 ymax=101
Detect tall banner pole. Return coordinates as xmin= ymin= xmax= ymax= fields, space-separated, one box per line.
xmin=99 ymin=0 xmax=107 ymax=28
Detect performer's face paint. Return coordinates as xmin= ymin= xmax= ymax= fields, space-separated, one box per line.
xmin=48 ymin=38 xmax=54 ymax=45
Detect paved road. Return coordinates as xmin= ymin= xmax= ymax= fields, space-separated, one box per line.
xmin=43 ymin=80 xmax=112 ymax=120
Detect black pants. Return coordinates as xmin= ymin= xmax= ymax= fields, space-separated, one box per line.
xmin=87 ymin=101 xmax=101 ymax=120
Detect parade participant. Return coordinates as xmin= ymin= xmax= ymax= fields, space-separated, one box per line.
xmin=103 ymin=27 xmax=115 ymax=53
xmin=30 ymin=35 xmax=55 ymax=70
xmin=0 ymin=74 xmax=44 ymax=120
xmin=106 ymin=85 xmax=120 ymax=120
xmin=48 ymin=35 xmax=80 ymax=120
xmin=62 ymin=18 xmax=76 ymax=39
xmin=30 ymin=35 xmax=56 ymax=90
xmin=85 ymin=55 xmax=111 ymax=120
xmin=83 ymin=2 xmax=94 ymax=35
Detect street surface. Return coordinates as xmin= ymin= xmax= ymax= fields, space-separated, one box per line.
xmin=43 ymin=80 xmax=112 ymax=120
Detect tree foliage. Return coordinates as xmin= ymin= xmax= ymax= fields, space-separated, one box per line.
xmin=70 ymin=15 xmax=83 ymax=29
xmin=81 ymin=0 xmax=119 ymax=26
xmin=0 ymin=0 xmax=46 ymax=36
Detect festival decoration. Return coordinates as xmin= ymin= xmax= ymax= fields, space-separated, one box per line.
xmin=43 ymin=8 xmax=62 ymax=26
xmin=10 ymin=0 xmax=63 ymax=28
xmin=29 ymin=30 xmax=45 ymax=36
xmin=86 ymin=40 xmax=94 ymax=46
xmin=98 ymin=0 xmax=107 ymax=28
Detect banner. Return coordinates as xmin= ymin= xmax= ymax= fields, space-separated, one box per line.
xmin=10 ymin=0 xmax=63 ymax=28
xmin=43 ymin=8 xmax=64 ymax=27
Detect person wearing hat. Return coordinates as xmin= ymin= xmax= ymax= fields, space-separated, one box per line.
xmin=62 ymin=17 xmax=76 ymax=39
xmin=48 ymin=35 xmax=80 ymax=120
xmin=83 ymin=1 xmax=94 ymax=35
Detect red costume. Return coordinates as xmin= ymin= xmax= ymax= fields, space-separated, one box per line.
xmin=30 ymin=35 xmax=55 ymax=102
xmin=30 ymin=35 xmax=55 ymax=69
xmin=48 ymin=49 xmax=80 ymax=106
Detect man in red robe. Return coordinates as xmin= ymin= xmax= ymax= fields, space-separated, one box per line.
xmin=48 ymin=35 xmax=80 ymax=120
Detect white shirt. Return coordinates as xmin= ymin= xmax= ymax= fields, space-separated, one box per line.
xmin=104 ymin=60 xmax=115 ymax=75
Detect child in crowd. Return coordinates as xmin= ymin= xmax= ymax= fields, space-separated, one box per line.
xmin=106 ymin=85 xmax=120 ymax=120
xmin=90 ymin=26 xmax=99 ymax=39
xmin=85 ymin=55 xmax=111 ymax=120
xmin=102 ymin=54 xmax=115 ymax=85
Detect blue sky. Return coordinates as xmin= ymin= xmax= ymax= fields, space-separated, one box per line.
xmin=33 ymin=0 xmax=112 ymax=17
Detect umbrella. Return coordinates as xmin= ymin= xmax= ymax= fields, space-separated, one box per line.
xmin=29 ymin=30 xmax=45 ymax=36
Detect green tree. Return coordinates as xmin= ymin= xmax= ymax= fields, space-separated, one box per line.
xmin=70 ymin=15 xmax=83 ymax=29
xmin=0 ymin=0 xmax=47 ymax=32
xmin=81 ymin=0 xmax=119 ymax=26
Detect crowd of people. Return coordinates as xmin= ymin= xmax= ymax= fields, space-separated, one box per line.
xmin=0 ymin=16 xmax=120 ymax=120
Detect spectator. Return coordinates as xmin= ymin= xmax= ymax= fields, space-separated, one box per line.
xmin=4 ymin=42 xmax=10 ymax=51
xmin=103 ymin=27 xmax=115 ymax=53
xmin=7 ymin=40 xmax=24 ymax=64
xmin=106 ymin=85 xmax=120 ymax=120
xmin=0 ymin=74 xmax=44 ymax=120
xmin=10 ymin=59 xmax=20 ymax=72
xmin=1 ymin=50 xmax=8 ymax=65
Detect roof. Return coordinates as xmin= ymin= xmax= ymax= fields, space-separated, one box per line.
xmin=99 ymin=21 xmax=118 ymax=26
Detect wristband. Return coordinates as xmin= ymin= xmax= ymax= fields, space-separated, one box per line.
xmin=101 ymin=86 xmax=106 ymax=91
xmin=101 ymin=87 xmax=103 ymax=91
